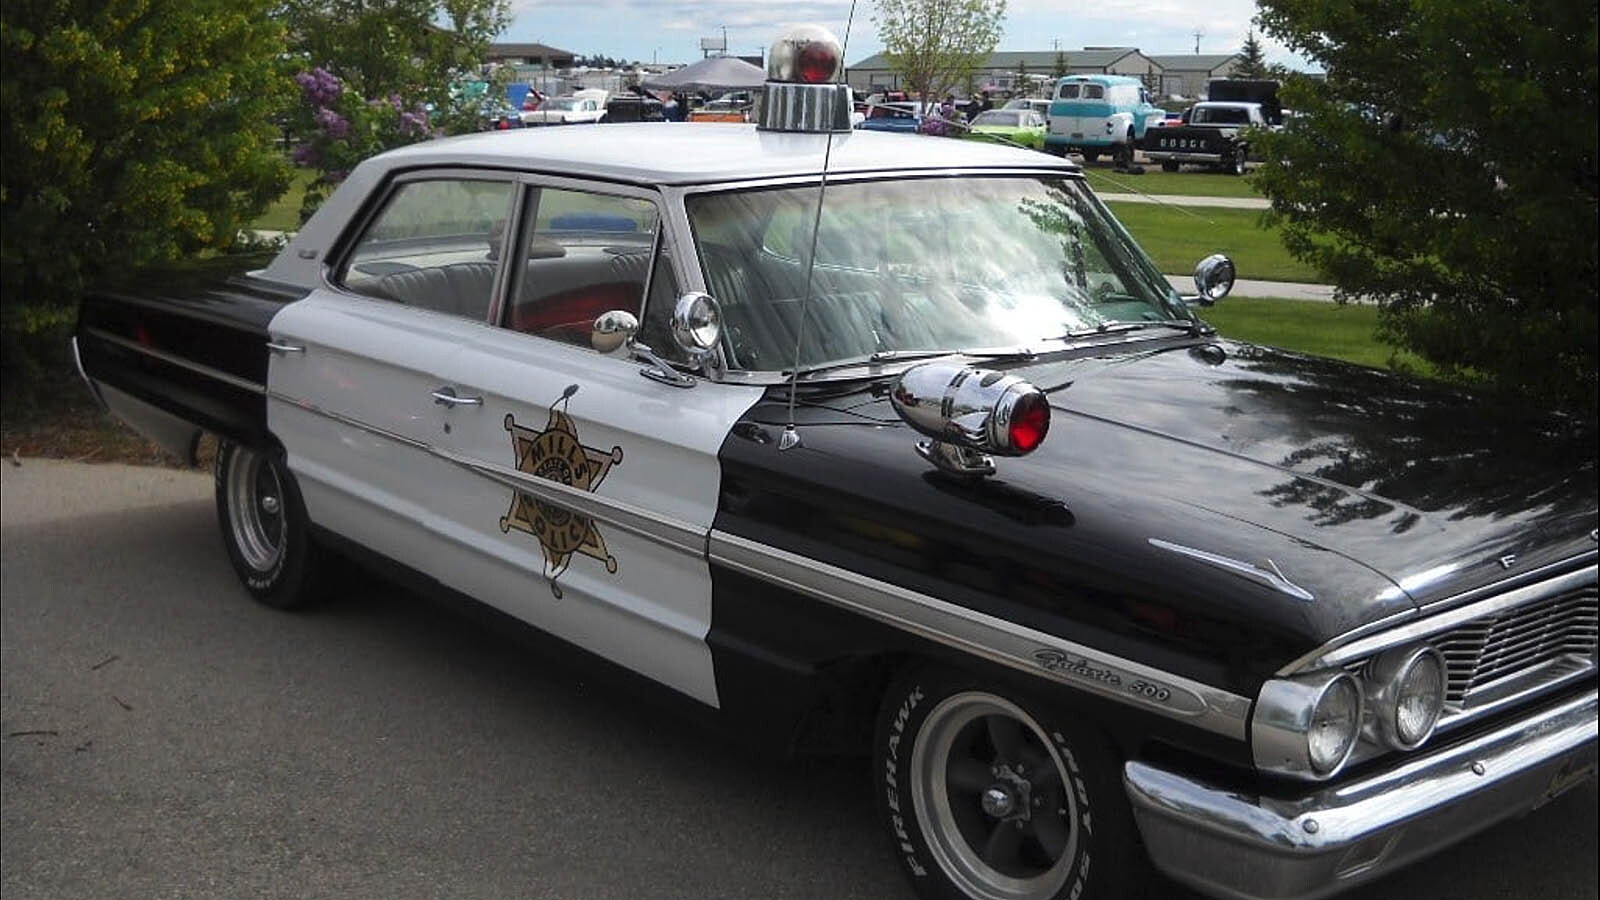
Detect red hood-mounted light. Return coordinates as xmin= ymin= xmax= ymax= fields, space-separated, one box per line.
xmin=755 ymin=24 xmax=853 ymax=133
xmin=890 ymin=363 xmax=1052 ymax=478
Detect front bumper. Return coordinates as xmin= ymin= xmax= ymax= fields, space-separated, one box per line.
xmin=1124 ymin=688 xmax=1598 ymax=900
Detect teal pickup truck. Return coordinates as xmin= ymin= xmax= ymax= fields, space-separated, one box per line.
xmin=1044 ymin=74 xmax=1165 ymax=166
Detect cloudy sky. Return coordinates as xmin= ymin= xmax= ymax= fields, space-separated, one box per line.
xmin=500 ymin=0 xmax=1308 ymax=68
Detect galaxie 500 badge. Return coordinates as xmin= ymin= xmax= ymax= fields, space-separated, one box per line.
xmin=500 ymin=386 xmax=624 ymax=598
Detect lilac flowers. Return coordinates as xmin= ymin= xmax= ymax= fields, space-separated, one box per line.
xmin=294 ymin=68 xmax=343 ymax=108
xmin=289 ymin=68 xmax=441 ymax=220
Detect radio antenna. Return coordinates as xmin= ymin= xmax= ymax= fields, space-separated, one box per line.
xmin=778 ymin=3 xmax=858 ymax=452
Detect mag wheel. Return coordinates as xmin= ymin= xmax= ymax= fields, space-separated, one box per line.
xmin=875 ymin=666 xmax=1141 ymax=900
xmin=216 ymin=442 xmax=321 ymax=609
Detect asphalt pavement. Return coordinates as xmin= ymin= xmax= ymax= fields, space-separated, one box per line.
xmin=4 ymin=459 xmax=1594 ymax=900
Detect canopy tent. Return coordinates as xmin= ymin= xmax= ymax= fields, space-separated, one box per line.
xmin=641 ymin=56 xmax=766 ymax=92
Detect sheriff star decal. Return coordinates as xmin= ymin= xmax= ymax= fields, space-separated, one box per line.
xmin=499 ymin=385 xmax=624 ymax=598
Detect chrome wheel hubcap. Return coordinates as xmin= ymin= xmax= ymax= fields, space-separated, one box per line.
xmin=226 ymin=449 xmax=286 ymax=573
xmin=910 ymin=692 xmax=1078 ymax=900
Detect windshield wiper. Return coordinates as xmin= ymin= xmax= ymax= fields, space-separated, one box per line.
xmin=791 ymin=349 xmax=956 ymax=379
xmin=1056 ymin=318 xmax=1214 ymax=340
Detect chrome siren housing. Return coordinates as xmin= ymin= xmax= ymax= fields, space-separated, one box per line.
xmin=890 ymin=362 xmax=1051 ymax=478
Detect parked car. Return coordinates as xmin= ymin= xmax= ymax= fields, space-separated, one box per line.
xmin=1044 ymin=74 xmax=1165 ymax=165
xmin=72 ymin=23 xmax=1598 ymax=900
xmin=1002 ymin=97 xmax=1051 ymax=120
xmin=521 ymin=88 xmax=608 ymax=125
xmin=687 ymin=90 xmax=755 ymax=123
xmin=855 ymin=100 xmax=922 ymax=133
xmin=603 ymin=93 xmax=665 ymax=123
xmin=964 ymin=108 xmax=1047 ymax=150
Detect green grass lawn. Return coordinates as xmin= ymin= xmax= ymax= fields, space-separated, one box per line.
xmin=1082 ymin=166 xmax=1264 ymax=199
xmin=1108 ymin=202 xmax=1319 ymax=283
xmin=1198 ymin=297 xmax=1430 ymax=374
xmin=252 ymin=168 xmax=316 ymax=232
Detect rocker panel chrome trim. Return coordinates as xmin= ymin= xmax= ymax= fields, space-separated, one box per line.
xmin=709 ymin=530 xmax=1252 ymax=739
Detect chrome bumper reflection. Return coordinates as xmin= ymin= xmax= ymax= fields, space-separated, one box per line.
xmin=1125 ymin=688 xmax=1598 ymax=900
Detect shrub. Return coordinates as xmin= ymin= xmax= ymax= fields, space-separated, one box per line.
xmin=0 ymin=0 xmax=291 ymax=379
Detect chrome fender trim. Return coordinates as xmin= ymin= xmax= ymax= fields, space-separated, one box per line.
xmin=709 ymin=530 xmax=1252 ymax=739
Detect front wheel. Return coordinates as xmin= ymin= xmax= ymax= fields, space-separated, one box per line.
xmin=215 ymin=442 xmax=322 ymax=609
xmin=1160 ymin=160 xmax=1180 ymax=173
xmin=1113 ymin=133 xmax=1135 ymax=168
xmin=1225 ymin=147 xmax=1247 ymax=176
xmin=874 ymin=666 xmax=1142 ymax=900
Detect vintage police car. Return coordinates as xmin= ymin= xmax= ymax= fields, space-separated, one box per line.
xmin=73 ymin=26 xmax=1597 ymax=900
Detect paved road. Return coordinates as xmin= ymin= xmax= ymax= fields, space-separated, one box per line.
xmin=1099 ymin=192 xmax=1271 ymax=210
xmin=1165 ymin=274 xmax=1337 ymax=301
xmin=4 ymin=460 xmax=1595 ymax=900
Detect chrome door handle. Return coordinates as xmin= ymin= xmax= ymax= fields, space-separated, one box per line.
xmin=431 ymin=387 xmax=483 ymax=407
xmin=266 ymin=341 xmax=306 ymax=355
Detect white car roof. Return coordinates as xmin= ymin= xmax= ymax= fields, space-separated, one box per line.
xmin=372 ymin=123 xmax=1074 ymax=185
xmin=262 ymin=123 xmax=1078 ymax=287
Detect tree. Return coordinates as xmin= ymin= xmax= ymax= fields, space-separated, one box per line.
xmin=0 ymin=0 xmax=292 ymax=378
xmin=1052 ymin=50 xmax=1069 ymax=80
xmin=873 ymin=0 xmax=1006 ymax=106
xmin=278 ymin=0 xmax=511 ymax=218
xmin=1013 ymin=59 xmax=1029 ymax=96
xmin=1233 ymin=30 xmax=1269 ymax=79
xmin=278 ymin=0 xmax=510 ymax=133
xmin=1252 ymin=0 xmax=1598 ymax=412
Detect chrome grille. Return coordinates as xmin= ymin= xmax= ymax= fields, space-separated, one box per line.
xmin=1433 ymin=587 xmax=1598 ymax=711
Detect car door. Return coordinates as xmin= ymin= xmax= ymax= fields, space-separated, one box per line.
xmin=267 ymin=172 xmax=518 ymax=572
xmin=424 ymin=179 xmax=766 ymax=708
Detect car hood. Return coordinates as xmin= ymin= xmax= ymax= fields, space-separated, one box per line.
xmin=715 ymin=338 xmax=1596 ymax=689
xmin=1026 ymin=340 xmax=1596 ymax=607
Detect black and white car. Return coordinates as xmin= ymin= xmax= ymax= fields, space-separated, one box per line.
xmin=73 ymin=25 xmax=1598 ymax=900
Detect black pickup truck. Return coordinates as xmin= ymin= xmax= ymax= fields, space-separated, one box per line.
xmin=71 ymin=38 xmax=1600 ymax=900
xmin=1143 ymin=79 xmax=1283 ymax=174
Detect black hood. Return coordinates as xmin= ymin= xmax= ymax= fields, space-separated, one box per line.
xmin=714 ymin=338 xmax=1597 ymax=692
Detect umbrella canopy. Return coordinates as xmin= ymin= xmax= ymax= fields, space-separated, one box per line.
xmin=642 ymin=56 xmax=766 ymax=92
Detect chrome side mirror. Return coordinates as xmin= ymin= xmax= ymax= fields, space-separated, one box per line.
xmin=671 ymin=292 xmax=722 ymax=360
xmin=1186 ymin=254 xmax=1236 ymax=307
xmin=591 ymin=309 xmax=640 ymax=354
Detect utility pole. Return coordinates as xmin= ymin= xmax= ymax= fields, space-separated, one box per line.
xmin=1193 ymin=27 xmax=1204 ymax=54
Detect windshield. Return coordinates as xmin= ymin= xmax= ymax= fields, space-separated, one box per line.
xmin=543 ymin=99 xmax=577 ymax=111
xmin=686 ymin=176 xmax=1191 ymax=372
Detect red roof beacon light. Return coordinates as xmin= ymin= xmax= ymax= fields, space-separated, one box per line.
xmin=756 ymin=24 xmax=853 ymax=133
xmin=768 ymin=24 xmax=842 ymax=84
xmin=890 ymin=363 xmax=1052 ymax=478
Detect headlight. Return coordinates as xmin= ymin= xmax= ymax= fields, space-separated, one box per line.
xmin=1253 ymin=671 xmax=1364 ymax=779
xmin=1366 ymin=645 xmax=1445 ymax=750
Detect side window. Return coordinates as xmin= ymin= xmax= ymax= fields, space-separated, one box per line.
xmin=1057 ymin=83 xmax=1080 ymax=100
xmin=337 ymin=178 xmax=514 ymax=321
xmin=503 ymin=187 xmax=661 ymax=348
